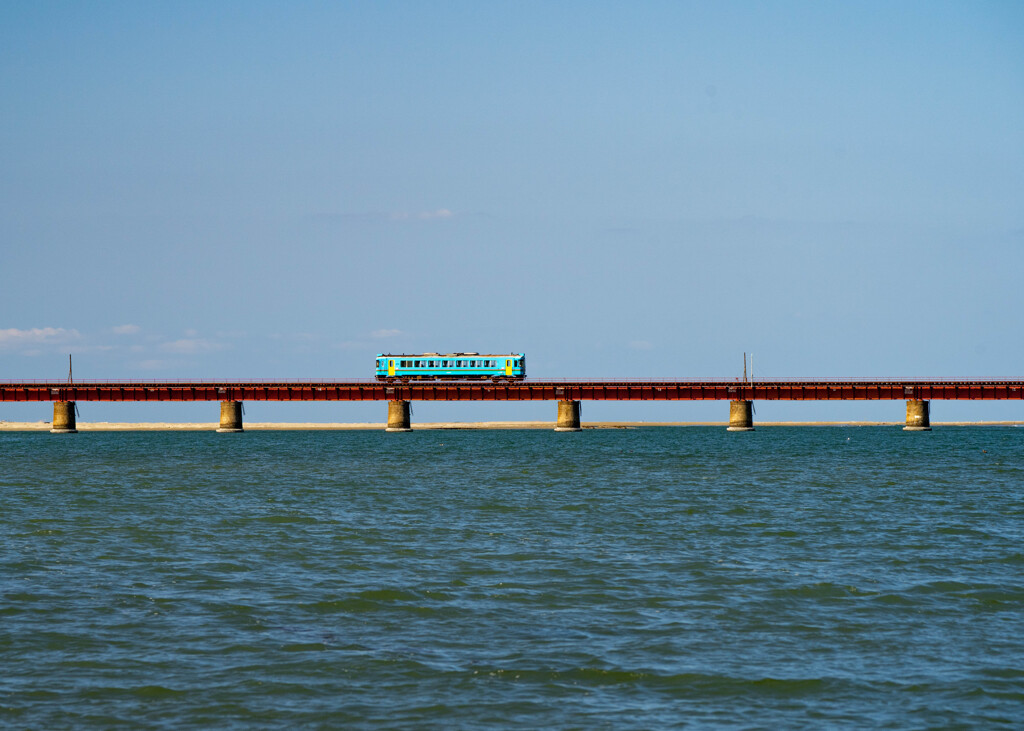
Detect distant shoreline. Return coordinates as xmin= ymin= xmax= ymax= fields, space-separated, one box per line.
xmin=2 ymin=421 xmax=1023 ymax=431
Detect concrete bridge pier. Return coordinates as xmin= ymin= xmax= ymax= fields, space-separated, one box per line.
xmin=217 ymin=400 xmax=244 ymax=433
xmin=51 ymin=401 xmax=77 ymax=434
xmin=555 ymin=400 xmax=582 ymax=431
xmin=727 ymin=400 xmax=755 ymax=431
xmin=386 ymin=400 xmax=412 ymax=432
xmin=904 ymin=400 xmax=931 ymax=431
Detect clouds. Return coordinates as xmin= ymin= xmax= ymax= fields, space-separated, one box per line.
xmin=0 ymin=327 xmax=81 ymax=351
xmin=159 ymin=338 xmax=226 ymax=354
xmin=337 ymin=329 xmax=406 ymax=352
xmin=315 ymin=209 xmax=456 ymax=223
xmin=0 ymin=324 xmax=401 ymax=377
xmin=0 ymin=324 xmax=232 ymax=367
xmin=389 ymin=209 xmax=454 ymax=221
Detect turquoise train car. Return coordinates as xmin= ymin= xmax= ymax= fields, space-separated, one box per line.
xmin=375 ymin=353 xmax=526 ymax=380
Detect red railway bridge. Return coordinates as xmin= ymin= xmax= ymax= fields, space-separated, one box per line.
xmin=3 ymin=379 xmax=1022 ymax=432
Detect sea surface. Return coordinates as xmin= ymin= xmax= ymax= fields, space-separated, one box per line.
xmin=2 ymin=427 xmax=1023 ymax=728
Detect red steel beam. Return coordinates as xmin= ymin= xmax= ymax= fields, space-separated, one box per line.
xmin=1 ymin=381 xmax=1023 ymax=402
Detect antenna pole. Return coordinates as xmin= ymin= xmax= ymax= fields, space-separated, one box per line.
xmin=68 ymin=354 xmax=73 ymax=386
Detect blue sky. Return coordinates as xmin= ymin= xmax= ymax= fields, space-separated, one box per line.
xmin=2 ymin=1 xmax=1023 ymax=423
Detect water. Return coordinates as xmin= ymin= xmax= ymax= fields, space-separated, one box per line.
xmin=2 ymin=427 xmax=1023 ymax=728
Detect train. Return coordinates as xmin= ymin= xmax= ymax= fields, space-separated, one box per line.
xmin=375 ymin=353 xmax=526 ymax=380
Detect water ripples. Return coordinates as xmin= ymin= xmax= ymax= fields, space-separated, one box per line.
xmin=2 ymin=427 xmax=1023 ymax=727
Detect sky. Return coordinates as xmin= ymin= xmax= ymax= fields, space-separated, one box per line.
xmin=2 ymin=1 xmax=1023 ymax=424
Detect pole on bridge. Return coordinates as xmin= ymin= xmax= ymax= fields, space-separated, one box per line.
xmin=51 ymin=355 xmax=77 ymax=433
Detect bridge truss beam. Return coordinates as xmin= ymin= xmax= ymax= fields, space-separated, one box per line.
xmin=2 ymin=381 xmax=1023 ymax=402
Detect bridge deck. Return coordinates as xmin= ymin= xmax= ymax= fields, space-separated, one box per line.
xmin=2 ymin=380 xmax=1023 ymax=402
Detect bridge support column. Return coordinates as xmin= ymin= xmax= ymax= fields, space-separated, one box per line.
xmin=727 ymin=400 xmax=754 ymax=431
xmin=217 ymin=401 xmax=244 ymax=433
xmin=51 ymin=401 xmax=77 ymax=434
xmin=386 ymin=400 xmax=412 ymax=432
xmin=904 ymin=400 xmax=931 ymax=431
xmin=555 ymin=400 xmax=582 ymax=432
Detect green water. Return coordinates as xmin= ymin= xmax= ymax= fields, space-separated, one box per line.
xmin=2 ymin=427 xmax=1023 ymax=728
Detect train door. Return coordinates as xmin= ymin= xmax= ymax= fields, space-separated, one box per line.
xmin=505 ymin=359 xmax=513 ymax=376
xmin=388 ymin=359 xmax=395 ymax=376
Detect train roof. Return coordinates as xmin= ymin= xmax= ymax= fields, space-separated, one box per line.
xmin=375 ymin=352 xmax=524 ymax=357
